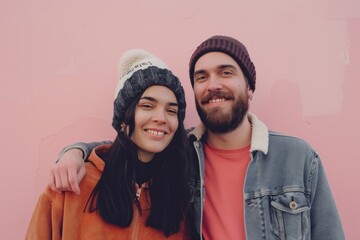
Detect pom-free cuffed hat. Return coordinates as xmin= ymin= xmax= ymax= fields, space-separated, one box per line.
xmin=189 ymin=35 xmax=256 ymax=91
xmin=112 ymin=49 xmax=186 ymax=133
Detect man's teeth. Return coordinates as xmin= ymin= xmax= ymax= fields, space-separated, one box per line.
xmin=146 ymin=130 xmax=165 ymax=136
xmin=209 ymin=98 xmax=225 ymax=103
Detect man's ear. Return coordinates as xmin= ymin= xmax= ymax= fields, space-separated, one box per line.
xmin=248 ymin=87 xmax=254 ymax=100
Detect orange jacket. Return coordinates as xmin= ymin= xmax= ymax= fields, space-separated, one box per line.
xmin=26 ymin=145 xmax=188 ymax=240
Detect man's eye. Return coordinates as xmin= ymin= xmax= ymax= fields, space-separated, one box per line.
xmin=141 ymin=104 xmax=153 ymax=109
xmin=195 ymin=75 xmax=205 ymax=81
xmin=223 ymin=70 xmax=233 ymax=75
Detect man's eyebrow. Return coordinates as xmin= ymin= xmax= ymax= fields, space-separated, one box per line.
xmin=218 ymin=64 xmax=237 ymax=70
xmin=140 ymin=96 xmax=178 ymax=107
xmin=194 ymin=65 xmax=237 ymax=76
xmin=194 ymin=69 xmax=206 ymax=76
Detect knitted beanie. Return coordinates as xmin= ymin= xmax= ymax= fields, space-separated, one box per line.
xmin=112 ymin=49 xmax=186 ymax=133
xmin=189 ymin=35 xmax=256 ymax=91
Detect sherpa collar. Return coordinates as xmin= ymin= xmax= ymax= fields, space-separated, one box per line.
xmin=188 ymin=113 xmax=269 ymax=154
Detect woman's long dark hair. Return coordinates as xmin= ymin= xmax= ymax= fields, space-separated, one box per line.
xmin=87 ymin=89 xmax=191 ymax=237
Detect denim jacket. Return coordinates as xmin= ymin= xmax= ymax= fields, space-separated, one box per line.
xmin=59 ymin=114 xmax=345 ymax=240
xmin=187 ymin=113 xmax=345 ymax=240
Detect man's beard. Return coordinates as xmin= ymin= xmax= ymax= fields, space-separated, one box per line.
xmin=195 ymin=91 xmax=249 ymax=134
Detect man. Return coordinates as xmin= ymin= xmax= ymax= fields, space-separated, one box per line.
xmin=50 ymin=36 xmax=345 ymax=239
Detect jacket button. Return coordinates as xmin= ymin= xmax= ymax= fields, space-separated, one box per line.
xmin=289 ymin=201 xmax=298 ymax=210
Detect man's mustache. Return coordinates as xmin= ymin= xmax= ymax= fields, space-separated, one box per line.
xmin=201 ymin=92 xmax=234 ymax=105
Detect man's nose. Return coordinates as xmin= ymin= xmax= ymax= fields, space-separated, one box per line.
xmin=207 ymin=75 xmax=222 ymax=92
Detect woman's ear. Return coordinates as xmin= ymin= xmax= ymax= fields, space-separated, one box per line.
xmin=120 ymin=122 xmax=126 ymax=132
xmin=120 ymin=122 xmax=130 ymax=136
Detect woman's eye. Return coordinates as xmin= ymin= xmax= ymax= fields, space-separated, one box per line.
xmin=167 ymin=108 xmax=178 ymax=114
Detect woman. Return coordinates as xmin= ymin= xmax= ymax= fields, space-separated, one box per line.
xmin=26 ymin=49 xmax=192 ymax=239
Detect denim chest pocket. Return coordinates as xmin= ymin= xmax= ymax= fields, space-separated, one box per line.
xmin=270 ymin=192 xmax=310 ymax=240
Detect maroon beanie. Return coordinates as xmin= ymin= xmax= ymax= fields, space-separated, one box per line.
xmin=189 ymin=35 xmax=256 ymax=91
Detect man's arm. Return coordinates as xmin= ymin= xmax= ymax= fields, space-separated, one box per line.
xmin=310 ymin=154 xmax=345 ymax=239
xmin=49 ymin=141 xmax=111 ymax=194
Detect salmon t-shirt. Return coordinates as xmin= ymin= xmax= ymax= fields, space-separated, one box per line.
xmin=202 ymin=143 xmax=251 ymax=240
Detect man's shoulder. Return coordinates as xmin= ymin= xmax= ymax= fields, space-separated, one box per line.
xmin=268 ymin=131 xmax=315 ymax=153
xmin=186 ymin=126 xmax=204 ymax=143
xmin=185 ymin=127 xmax=195 ymax=135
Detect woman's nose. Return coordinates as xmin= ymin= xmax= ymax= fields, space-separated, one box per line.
xmin=152 ymin=109 xmax=167 ymax=124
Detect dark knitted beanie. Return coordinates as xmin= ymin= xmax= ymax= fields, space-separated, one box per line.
xmin=189 ymin=35 xmax=256 ymax=91
xmin=112 ymin=49 xmax=186 ymax=133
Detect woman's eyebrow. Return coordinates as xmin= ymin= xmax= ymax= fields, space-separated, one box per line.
xmin=140 ymin=96 xmax=156 ymax=102
xmin=168 ymin=102 xmax=179 ymax=107
xmin=140 ymin=96 xmax=178 ymax=107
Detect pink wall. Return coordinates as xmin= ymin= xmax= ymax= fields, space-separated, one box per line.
xmin=1 ymin=1 xmax=359 ymax=238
